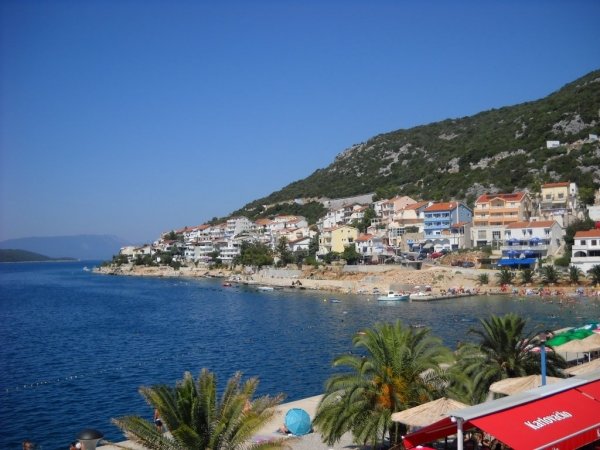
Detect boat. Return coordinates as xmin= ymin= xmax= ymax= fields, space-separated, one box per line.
xmin=222 ymin=282 xmax=232 ymax=287
xmin=82 ymin=266 xmax=91 ymax=272
xmin=329 ymin=299 xmax=342 ymax=303
xmin=409 ymin=291 xmax=434 ymax=300
xmin=257 ymin=286 xmax=274 ymax=291
xmin=377 ymin=291 xmax=410 ymax=301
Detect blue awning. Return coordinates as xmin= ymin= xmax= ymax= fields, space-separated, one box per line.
xmin=497 ymin=258 xmax=537 ymax=267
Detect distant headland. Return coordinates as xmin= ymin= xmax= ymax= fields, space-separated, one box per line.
xmin=0 ymin=249 xmax=77 ymax=263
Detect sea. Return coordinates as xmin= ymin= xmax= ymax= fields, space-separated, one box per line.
xmin=1 ymin=261 xmax=599 ymax=450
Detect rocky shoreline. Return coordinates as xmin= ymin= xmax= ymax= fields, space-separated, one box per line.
xmin=94 ymin=263 xmax=490 ymax=296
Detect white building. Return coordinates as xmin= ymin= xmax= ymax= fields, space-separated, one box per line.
xmin=570 ymin=229 xmax=600 ymax=273
xmin=498 ymin=220 xmax=564 ymax=268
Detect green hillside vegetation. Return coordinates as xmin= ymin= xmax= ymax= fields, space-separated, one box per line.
xmin=0 ymin=249 xmax=75 ymax=262
xmin=231 ymin=69 xmax=600 ymax=219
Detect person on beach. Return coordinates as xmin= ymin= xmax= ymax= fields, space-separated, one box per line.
xmin=154 ymin=408 xmax=163 ymax=433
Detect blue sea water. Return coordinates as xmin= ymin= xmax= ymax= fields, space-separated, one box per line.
xmin=1 ymin=261 xmax=599 ymax=450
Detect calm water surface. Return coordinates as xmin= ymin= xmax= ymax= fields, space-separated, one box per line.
xmin=1 ymin=261 xmax=599 ymax=449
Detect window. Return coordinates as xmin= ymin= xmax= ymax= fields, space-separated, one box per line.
xmin=544 ymin=229 xmax=550 ymax=236
xmin=581 ymin=240 xmax=586 ymax=245
xmin=592 ymin=240 xmax=597 ymax=246
xmin=545 ymin=194 xmax=551 ymax=200
xmin=478 ymin=230 xmax=487 ymax=239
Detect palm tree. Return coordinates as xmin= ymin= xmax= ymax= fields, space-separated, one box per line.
xmin=450 ymin=314 xmax=566 ymax=404
xmin=113 ymin=369 xmax=284 ymax=450
xmin=568 ymin=265 xmax=583 ymax=284
xmin=313 ymin=321 xmax=453 ymax=448
xmin=495 ymin=267 xmax=514 ymax=285
xmin=588 ymin=264 xmax=600 ymax=285
xmin=541 ymin=265 xmax=560 ymax=284
xmin=519 ymin=268 xmax=534 ymax=285
xmin=477 ymin=273 xmax=489 ymax=285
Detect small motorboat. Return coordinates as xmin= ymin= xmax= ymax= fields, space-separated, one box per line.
xmin=409 ymin=291 xmax=434 ymax=300
xmin=329 ymin=299 xmax=342 ymax=303
xmin=222 ymin=282 xmax=232 ymax=287
xmin=377 ymin=291 xmax=410 ymax=301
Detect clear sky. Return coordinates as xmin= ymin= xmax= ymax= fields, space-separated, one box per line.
xmin=1 ymin=0 xmax=599 ymax=243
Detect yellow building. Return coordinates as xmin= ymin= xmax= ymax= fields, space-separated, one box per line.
xmin=318 ymin=225 xmax=359 ymax=255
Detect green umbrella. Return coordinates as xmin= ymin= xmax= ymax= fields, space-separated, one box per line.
xmin=569 ymin=329 xmax=594 ymax=339
xmin=547 ymin=334 xmax=572 ymax=346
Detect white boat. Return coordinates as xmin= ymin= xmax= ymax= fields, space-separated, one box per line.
xmin=257 ymin=286 xmax=274 ymax=291
xmin=377 ymin=291 xmax=410 ymax=301
xmin=82 ymin=266 xmax=91 ymax=272
xmin=410 ymin=291 xmax=434 ymax=300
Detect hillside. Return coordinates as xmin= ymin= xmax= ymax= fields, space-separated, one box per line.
xmin=0 ymin=249 xmax=76 ymax=263
xmin=0 ymin=234 xmax=131 ymax=261
xmin=233 ymin=69 xmax=600 ymax=219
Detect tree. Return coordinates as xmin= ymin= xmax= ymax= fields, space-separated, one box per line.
xmin=588 ymin=264 xmax=600 ymax=285
xmin=450 ymin=314 xmax=566 ymax=404
xmin=234 ymin=242 xmax=273 ymax=268
xmin=541 ymin=265 xmax=560 ymax=285
xmin=519 ymin=268 xmax=534 ymax=285
xmin=495 ymin=267 xmax=514 ymax=285
xmin=477 ymin=273 xmax=489 ymax=285
xmin=275 ymin=237 xmax=293 ymax=267
xmin=342 ymin=245 xmax=360 ymax=265
xmin=308 ymin=234 xmax=319 ymax=257
xmin=113 ymin=369 xmax=284 ymax=450
xmin=568 ymin=265 xmax=583 ymax=284
xmin=313 ymin=321 xmax=452 ymax=448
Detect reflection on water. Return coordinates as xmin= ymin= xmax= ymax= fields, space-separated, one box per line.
xmin=0 ymin=261 xmax=598 ymax=449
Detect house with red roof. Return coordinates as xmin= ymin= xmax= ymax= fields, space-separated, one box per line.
xmin=571 ymin=229 xmax=600 ymax=272
xmin=471 ymin=192 xmax=533 ymax=247
xmin=354 ymin=233 xmax=385 ymax=261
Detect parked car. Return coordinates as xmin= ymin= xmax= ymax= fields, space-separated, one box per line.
xmin=430 ymin=251 xmax=444 ymax=259
xmin=462 ymin=261 xmax=475 ymax=268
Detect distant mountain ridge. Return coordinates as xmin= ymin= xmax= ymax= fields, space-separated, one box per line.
xmin=233 ymin=69 xmax=600 ymax=219
xmin=0 ymin=235 xmax=131 ymax=260
xmin=0 ymin=249 xmax=76 ymax=263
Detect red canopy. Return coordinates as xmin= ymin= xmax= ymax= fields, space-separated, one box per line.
xmin=403 ymin=379 xmax=600 ymax=450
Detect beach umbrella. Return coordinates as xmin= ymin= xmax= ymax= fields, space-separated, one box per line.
xmin=391 ymin=397 xmax=468 ymax=427
xmin=565 ymin=357 xmax=600 ymax=376
xmin=489 ymin=375 xmax=561 ymax=396
xmin=284 ymin=408 xmax=311 ymax=436
xmin=547 ymin=334 xmax=574 ymax=346
xmin=563 ymin=329 xmax=594 ymax=341
xmin=557 ymin=334 xmax=600 ymax=354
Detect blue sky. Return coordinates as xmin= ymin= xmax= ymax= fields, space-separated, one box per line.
xmin=1 ymin=0 xmax=599 ymax=243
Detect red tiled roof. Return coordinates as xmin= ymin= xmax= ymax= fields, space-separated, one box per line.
xmin=405 ymin=201 xmax=430 ymax=210
xmin=356 ymin=234 xmax=373 ymax=242
xmin=424 ymin=202 xmax=457 ymax=212
xmin=475 ymin=192 xmax=526 ymax=203
xmin=574 ymin=230 xmax=600 ymax=238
